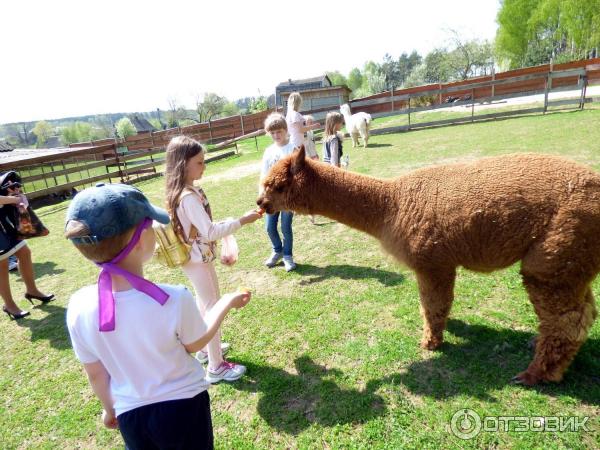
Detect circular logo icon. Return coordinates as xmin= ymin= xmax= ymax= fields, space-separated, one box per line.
xmin=450 ymin=409 xmax=482 ymax=440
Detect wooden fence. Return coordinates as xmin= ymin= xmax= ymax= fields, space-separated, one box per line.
xmin=340 ymin=57 xmax=600 ymax=133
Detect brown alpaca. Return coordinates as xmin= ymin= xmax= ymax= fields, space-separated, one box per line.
xmin=257 ymin=147 xmax=600 ymax=385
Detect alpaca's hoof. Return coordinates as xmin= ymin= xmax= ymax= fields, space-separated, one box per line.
xmin=420 ymin=336 xmax=443 ymax=350
xmin=511 ymin=370 xmax=541 ymax=386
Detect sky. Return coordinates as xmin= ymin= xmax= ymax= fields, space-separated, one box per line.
xmin=0 ymin=0 xmax=500 ymax=125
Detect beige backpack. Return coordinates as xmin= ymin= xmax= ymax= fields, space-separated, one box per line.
xmin=153 ymin=189 xmax=198 ymax=268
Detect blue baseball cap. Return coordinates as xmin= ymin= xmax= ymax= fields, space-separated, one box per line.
xmin=66 ymin=183 xmax=170 ymax=244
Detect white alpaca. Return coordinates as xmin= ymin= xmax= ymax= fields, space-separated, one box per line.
xmin=340 ymin=104 xmax=371 ymax=148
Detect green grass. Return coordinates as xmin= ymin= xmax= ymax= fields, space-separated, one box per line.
xmin=2 ymin=108 xmax=600 ymax=449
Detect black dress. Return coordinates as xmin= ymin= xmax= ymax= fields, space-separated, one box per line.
xmin=0 ymin=203 xmax=23 ymax=259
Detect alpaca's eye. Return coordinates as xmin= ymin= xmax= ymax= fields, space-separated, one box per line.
xmin=275 ymin=185 xmax=284 ymax=193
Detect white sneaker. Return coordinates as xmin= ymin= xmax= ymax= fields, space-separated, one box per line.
xmin=195 ymin=342 xmax=230 ymax=364
xmin=205 ymin=361 xmax=246 ymax=383
xmin=264 ymin=252 xmax=283 ymax=268
xmin=283 ymin=256 xmax=297 ymax=272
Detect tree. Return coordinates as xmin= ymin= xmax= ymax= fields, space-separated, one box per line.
xmin=423 ymin=49 xmax=452 ymax=83
xmin=397 ymin=51 xmax=422 ymax=87
xmin=248 ymin=96 xmax=268 ymax=114
xmin=446 ymin=33 xmax=495 ymax=79
xmin=115 ymin=117 xmax=136 ymax=138
xmin=327 ymin=71 xmax=348 ymax=86
xmin=381 ymin=53 xmax=402 ymax=89
xmin=347 ymin=68 xmax=363 ymax=92
xmin=61 ymin=122 xmax=93 ymax=145
xmin=194 ymin=93 xmax=226 ymax=123
xmin=221 ymin=101 xmax=240 ymax=117
xmin=496 ymin=0 xmax=600 ymax=68
xmin=32 ymin=121 xmax=54 ymax=147
xmin=166 ymin=97 xmax=182 ymax=128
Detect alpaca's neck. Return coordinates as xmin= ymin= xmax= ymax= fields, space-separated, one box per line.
xmin=304 ymin=163 xmax=395 ymax=239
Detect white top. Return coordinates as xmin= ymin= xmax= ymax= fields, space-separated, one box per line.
xmin=177 ymin=186 xmax=241 ymax=264
xmin=286 ymin=110 xmax=305 ymax=148
xmin=66 ymin=283 xmax=210 ymax=416
xmin=260 ymin=141 xmax=296 ymax=179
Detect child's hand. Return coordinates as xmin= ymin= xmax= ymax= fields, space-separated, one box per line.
xmin=240 ymin=209 xmax=262 ymax=225
xmin=222 ymin=289 xmax=251 ymax=310
xmin=102 ymin=409 xmax=118 ymax=429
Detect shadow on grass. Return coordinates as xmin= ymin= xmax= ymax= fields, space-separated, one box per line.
xmin=11 ymin=261 xmax=65 ymax=279
xmin=32 ymin=261 xmax=65 ymax=278
xmin=383 ymin=319 xmax=600 ymax=404
xmin=297 ymin=263 xmax=404 ymax=287
xmin=15 ymin=303 xmax=70 ymax=350
xmin=365 ymin=143 xmax=392 ymax=148
xmin=231 ymin=355 xmax=386 ymax=434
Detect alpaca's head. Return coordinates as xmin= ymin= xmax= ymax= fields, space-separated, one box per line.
xmin=340 ymin=104 xmax=351 ymax=117
xmin=257 ymin=145 xmax=311 ymax=215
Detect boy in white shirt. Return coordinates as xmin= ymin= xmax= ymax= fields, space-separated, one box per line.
xmin=64 ymin=183 xmax=250 ymax=449
xmin=260 ymin=113 xmax=298 ymax=271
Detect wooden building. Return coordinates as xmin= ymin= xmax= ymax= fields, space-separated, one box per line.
xmin=277 ymin=75 xmax=352 ymax=120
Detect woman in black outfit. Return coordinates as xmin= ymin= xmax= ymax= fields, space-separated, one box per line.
xmin=0 ymin=171 xmax=54 ymax=320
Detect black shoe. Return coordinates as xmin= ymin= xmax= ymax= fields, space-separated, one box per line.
xmin=3 ymin=306 xmax=30 ymax=320
xmin=25 ymin=293 xmax=55 ymax=305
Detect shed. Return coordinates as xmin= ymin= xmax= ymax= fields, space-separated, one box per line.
xmin=279 ymin=85 xmax=352 ymax=120
xmin=0 ymin=141 xmax=15 ymax=152
xmin=129 ymin=115 xmax=156 ymax=134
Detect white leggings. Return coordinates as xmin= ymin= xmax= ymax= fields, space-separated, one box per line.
xmin=182 ymin=261 xmax=223 ymax=369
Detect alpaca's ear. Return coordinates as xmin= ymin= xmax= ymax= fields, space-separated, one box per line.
xmin=290 ymin=145 xmax=306 ymax=175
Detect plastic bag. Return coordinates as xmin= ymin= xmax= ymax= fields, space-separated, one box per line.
xmin=220 ymin=234 xmax=239 ymax=266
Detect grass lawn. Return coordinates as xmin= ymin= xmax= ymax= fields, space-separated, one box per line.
xmin=1 ymin=107 xmax=599 ymax=449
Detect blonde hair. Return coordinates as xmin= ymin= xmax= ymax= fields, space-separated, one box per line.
xmin=264 ymin=112 xmax=287 ymax=133
xmin=287 ymin=92 xmax=302 ymax=112
xmin=65 ymin=220 xmax=136 ymax=263
xmin=304 ymin=115 xmax=314 ymax=124
xmin=164 ymin=136 xmax=205 ymax=239
xmin=324 ymin=112 xmax=344 ymax=140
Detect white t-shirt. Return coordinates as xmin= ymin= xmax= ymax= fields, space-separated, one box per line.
xmin=260 ymin=141 xmax=296 ymax=179
xmin=286 ymin=110 xmax=305 ymax=148
xmin=66 ymin=283 xmax=210 ymax=416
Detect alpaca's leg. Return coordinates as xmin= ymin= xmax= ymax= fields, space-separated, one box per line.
xmin=514 ymin=279 xmax=597 ymax=385
xmin=416 ymin=268 xmax=456 ymax=350
xmin=351 ymin=132 xmax=358 ymax=148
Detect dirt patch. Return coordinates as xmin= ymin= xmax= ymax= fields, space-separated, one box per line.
xmin=203 ymin=162 xmax=261 ymax=183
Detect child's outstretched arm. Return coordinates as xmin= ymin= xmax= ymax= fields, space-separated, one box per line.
xmin=83 ymin=361 xmax=118 ymax=429
xmin=183 ymin=290 xmax=251 ymax=353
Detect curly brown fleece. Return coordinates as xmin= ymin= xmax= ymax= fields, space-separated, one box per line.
xmin=257 ymin=147 xmax=600 ymax=385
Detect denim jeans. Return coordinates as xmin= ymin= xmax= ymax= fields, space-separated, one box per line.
xmin=265 ymin=211 xmax=293 ymax=257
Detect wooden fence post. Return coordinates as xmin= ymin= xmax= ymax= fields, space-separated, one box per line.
xmin=407 ymin=97 xmax=411 ymax=130
xmin=471 ymin=88 xmax=475 ymax=122
xmin=579 ymin=74 xmax=587 ymax=110
xmin=240 ymin=114 xmax=245 ymax=135
xmin=390 ymin=86 xmax=394 ymax=112
xmin=208 ymin=120 xmax=213 ymax=143
xmin=543 ymin=74 xmax=550 ymax=114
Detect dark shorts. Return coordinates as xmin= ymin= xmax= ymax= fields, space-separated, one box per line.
xmin=118 ymin=391 xmax=214 ymax=450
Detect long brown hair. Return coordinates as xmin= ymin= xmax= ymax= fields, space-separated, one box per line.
xmin=164 ymin=135 xmax=204 ymax=238
xmin=324 ymin=112 xmax=344 ymax=141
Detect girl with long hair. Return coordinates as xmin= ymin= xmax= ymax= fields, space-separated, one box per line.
xmin=165 ymin=136 xmax=261 ymax=382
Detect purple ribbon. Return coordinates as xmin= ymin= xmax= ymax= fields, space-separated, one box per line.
xmin=96 ymin=217 xmax=169 ymax=332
